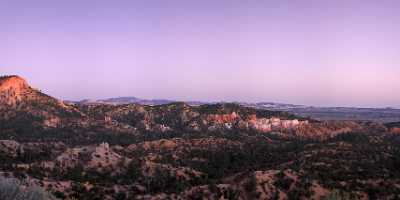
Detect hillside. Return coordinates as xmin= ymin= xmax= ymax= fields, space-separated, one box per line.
xmin=70 ymin=96 xmax=400 ymax=123
xmin=0 ymin=76 xmax=399 ymax=199
xmin=0 ymin=76 xmax=84 ymax=130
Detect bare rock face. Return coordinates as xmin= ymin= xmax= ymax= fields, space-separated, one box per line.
xmin=0 ymin=75 xmax=50 ymax=108
xmin=0 ymin=75 xmax=29 ymax=92
xmin=217 ymin=115 xmax=306 ymax=133
xmin=0 ymin=75 xmax=31 ymax=105
xmin=206 ymin=112 xmax=239 ymax=124
xmin=89 ymin=142 xmax=124 ymax=169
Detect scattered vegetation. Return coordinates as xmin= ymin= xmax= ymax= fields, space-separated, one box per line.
xmin=1 ymin=79 xmax=400 ymax=199
xmin=0 ymin=177 xmax=57 ymax=200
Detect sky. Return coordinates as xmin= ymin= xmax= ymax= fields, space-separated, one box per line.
xmin=1 ymin=0 xmax=400 ymax=108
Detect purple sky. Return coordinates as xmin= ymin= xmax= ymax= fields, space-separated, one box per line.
xmin=1 ymin=0 xmax=400 ymax=107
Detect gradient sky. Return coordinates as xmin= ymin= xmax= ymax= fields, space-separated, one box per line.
xmin=1 ymin=0 xmax=400 ymax=108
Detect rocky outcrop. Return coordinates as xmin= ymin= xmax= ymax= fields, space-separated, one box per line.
xmin=56 ymin=142 xmax=125 ymax=170
xmin=0 ymin=75 xmax=84 ymax=129
xmin=205 ymin=112 xmax=239 ymax=124
xmin=0 ymin=75 xmax=29 ymax=93
xmin=0 ymin=75 xmax=31 ymax=105
xmin=244 ymin=117 xmax=307 ymax=132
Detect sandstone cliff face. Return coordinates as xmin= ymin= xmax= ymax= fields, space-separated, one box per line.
xmin=0 ymin=75 xmax=31 ymax=105
xmin=243 ymin=117 xmax=306 ymax=132
xmin=0 ymin=75 xmax=29 ymax=91
xmin=205 ymin=112 xmax=239 ymax=124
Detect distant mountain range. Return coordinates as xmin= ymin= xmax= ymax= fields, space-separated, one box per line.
xmin=67 ymin=96 xmax=400 ymax=123
xmin=67 ymin=96 xmax=205 ymax=106
xmin=66 ymin=97 xmax=315 ymax=109
xmin=245 ymin=102 xmax=400 ymax=123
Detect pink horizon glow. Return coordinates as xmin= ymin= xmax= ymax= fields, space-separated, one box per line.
xmin=1 ymin=0 xmax=400 ymax=108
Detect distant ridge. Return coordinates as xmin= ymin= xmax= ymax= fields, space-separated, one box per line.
xmin=67 ymin=97 xmax=400 ymax=123
xmin=67 ymin=96 xmax=205 ymax=106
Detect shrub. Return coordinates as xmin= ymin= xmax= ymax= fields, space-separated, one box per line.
xmin=322 ymin=189 xmax=355 ymax=200
xmin=0 ymin=177 xmax=58 ymax=200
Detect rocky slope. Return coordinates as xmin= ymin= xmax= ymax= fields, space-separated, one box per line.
xmin=71 ymin=97 xmax=400 ymax=123
xmin=0 ymin=75 xmax=383 ymax=141
xmin=0 ymin=75 xmax=83 ymax=128
xmin=1 ymin=132 xmax=399 ymax=199
xmin=0 ymin=75 xmax=399 ymax=200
